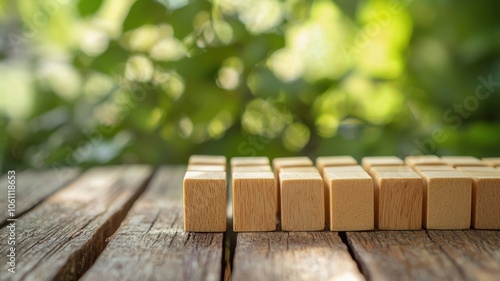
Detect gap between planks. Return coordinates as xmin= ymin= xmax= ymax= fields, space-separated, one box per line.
xmin=0 ymin=165 xmax=155 ymax=281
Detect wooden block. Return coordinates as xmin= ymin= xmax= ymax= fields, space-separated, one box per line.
xmin=232 ymin=165 xmax=272 ymax=172
xmin=188 ymin=155 xmax=226 ymax=166
xmin=231 ymin=156 xmax=270 ymax=167
xmin=323 ymin=165 xmax=365 ymax=173
xmin=272 ymin=156 xmax=314 ymax=173
xmin=315 ymin=156 xmax=357 ymax=172
xmin=441 ymin=156 xmax=484 ymax=167
xmin=232 ymin=172 xmax=276 ymax=232
xmin=413 ymin=165 xmax=455 ymax=173
xmin=481 ymin=157 xmax=500 ymax=167
xmin=272 ymin=157 xmax=313 ymax=215
xmin=362 ymin=156 xmax=404 ymax=171
xmin=279 ymin=172 xmax=325 ymax=231
xmin=466 ymin=172 xmax=500 ymax=229
xmin=321 ymin=165 xmax=365 ymax=225
xmin=419 ymin=171 xmax=472 ymax=229
xmin=279 ymin=166 xmax=319 ymax=173
xmin=183 ymin=171 xmax=226 ymax=232
xmin=405 ymin=155 xmax=445 ymax=166
xmin=368 ymin=166 xmax=413 ymax=177
xmin=373 ymin=171 xmax=423 ymax=230
xmin=324 ymin=171 xmax=374 ymax=231
xmin=187 ymin=164 xmax=226 ymax=172
xmin=456 ymin=166 xmax=500 ymax=173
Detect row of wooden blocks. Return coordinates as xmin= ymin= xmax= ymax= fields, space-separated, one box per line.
xmin=183 ymin=155 xmax=500 ymax=232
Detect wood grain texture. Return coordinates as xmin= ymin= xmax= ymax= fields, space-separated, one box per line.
xmin=426 ymin=230 xmax=500 ymax=281
xmin=233 ymin=232 xmax=365 ymax=281
xmin=0 ymin=168 xmax=80 ymax=227
xmin=374 ymin=172 xmax=423 ymax=230
xmin=324 ymin=171 xmax=374 ymax=231
xmin=419 ymin=171 xmax=472 ymax=229
xmin=0 ymin=165 xmax=152 ymax=281
xmin=347 ymin=230 xmax=500 ymax=281
xmin=279 ymin=172 xmax=324 ymax=231
xmin=232 ymin=172 xmax=276 ymax=232
xmin=81 ymin=166 xmax=224 ymax=281
xmin=183 ymin=171 xmax=226 ymax=232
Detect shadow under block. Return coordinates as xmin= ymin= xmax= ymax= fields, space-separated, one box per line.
xmin=231 ymin=156 xmax=270 ymax=167
xmin=315 ymin=156 xmax=358 ymax=172
xmin=279 ymin=172 xmax=325 ymax=231
xmin=419 ymin=171 xmax=472 ymax=229
xmin=362 ymin=156 xmax=404 ymax=171
xmin=232 ymin=172 xmax=277 ymax=232
xmin=188 ymin=155 xmax=227 ymax=166
xmin=441 ymin=156 xmax=484 ymax=167
xmin=324 ymin=171 xmax=374 ymax=231
xmin=466 ymin=173 xmax=500 ymax=229
xmin=374 ymin=171 xmax=423 ymax=230
xmin=405 ymin=155 xmax=445 ymax=166
xmin=183 ymin=171 xmax=227 ymax=232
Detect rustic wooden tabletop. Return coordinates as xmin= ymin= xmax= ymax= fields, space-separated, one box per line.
xmin=1 ymin=166 xmax=499 ymax=281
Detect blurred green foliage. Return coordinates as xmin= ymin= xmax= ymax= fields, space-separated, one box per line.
xmin=0 ymin=0 xmax=499 ymax=172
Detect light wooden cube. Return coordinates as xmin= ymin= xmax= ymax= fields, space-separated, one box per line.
xmin=279 ymin=172 xmax=325 ymax=231
xmin=183 ymin=171 xmax=226 ymax=232
xmin=231 ymin=156 xmax=270 ymax=167
xmin=188 ymin=155 xmax=227 ymax=166
xmin=413 ymin=165 xmax=455 ymax=173
xmin=232 ymin=165 xmax=272 ymax=172
xmin=324 ymin=171 xmax=374 ymax=231
xmin=405 ymin=155 xmax=445 ymax=167
xmin=441 ymin=156 xmax=484 ymax=167
xmin=272 ymin=157 xmax=313 ymax=214
xmin=419 ymin=171 xmax=472 ymax=229
xmin=232 ymin=172 xmax=276 ymax=232
xmin=279 ymin=167 xmax=319 ymax=173
xmin=482 ymin=157 xmax=500 ymax=167
xmin=368 ymin=166 xmax=413 ymax=177
xmin=466 ymin=172 xmax=500 ymax=229
xmin=322 ymin=165 xmax=365 ymax=225
xmin=456 ymin=166 xmax=499 ymax=173
xmin=187 ymin=165 xmax=226 ymax=172
xmin=272 ymin=157 xmax=314 ymax=173
xmin=361 ymin=156 xmax=404 ymax=171
xmin=374 ymin=171 xmax=423 ymax=230
xmin=315 ymin=156 xmax=357 ymax=172
xmin=323 ymin=165 xmax=365 ymax=173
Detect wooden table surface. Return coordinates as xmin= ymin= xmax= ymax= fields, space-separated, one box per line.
xmin=1 ymin=166 xmax=499 ymax=281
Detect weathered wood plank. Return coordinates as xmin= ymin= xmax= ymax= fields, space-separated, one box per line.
xmin=0 ymin=165 xmax=152 ymax=281
xmin=80 ymin=166 xmax=224 ymax=281
xmin=0 ymin=168 xmax=80 ymax=227
xmin=426 ymin=230 xmax=500 ymax=281
xmin=232 ymin=232 xmax=365 ymax=281
xmin=346 ymin=230 xmax=499 ymax=281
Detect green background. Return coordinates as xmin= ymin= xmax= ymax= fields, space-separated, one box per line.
xmin=1 ymin=0 xmax=499 ymax=172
